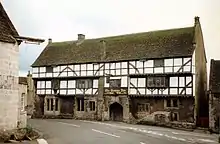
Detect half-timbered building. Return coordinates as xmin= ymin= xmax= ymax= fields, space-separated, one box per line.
xmin=32 ymin=17 xmax=208 ymax=127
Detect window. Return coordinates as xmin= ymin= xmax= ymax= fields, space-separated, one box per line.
xmin=52 ymin=79 xmax=60 ymax=90
xmin=137 ymin=103 xmax=150 ymax=112
xmin=89 ymin=101 xmax=95 ymax=111
xmin=165 ymin=99 xmax=179 ymax=108
xmin=77 ymin=98 xmax=84 ymax=111
xmin=171 ymin=112 xmax=179 ymax=121
xmin=46 ymin=98 xmax=59 ymax=111
xmin=46 ymin=66 xmax=53 ymax=73
xmin=147 ymin=77 xmax=168 ymax=88
xmin=154 ymin=59 xmax=164 ymax=67
xmin=109 ymin=79 xmax=121 ymax=88
xmin=76 ymin=79 xmax=92 ymax=89
xmin=21 ymin=93 xmax=25 ymax=111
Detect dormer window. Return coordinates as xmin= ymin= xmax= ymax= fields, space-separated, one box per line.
xmin=154 ymin=59 xmax=164 ymax=67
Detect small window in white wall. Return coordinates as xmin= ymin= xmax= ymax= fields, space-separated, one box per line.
xmin=154 ymin=59 xmax=164 ymax=67
xmin=68 ymin=80 xmax=75 ymax=88
xmin=165 ymin=59 xmax=173 ymax=66
xmin=184 ymin=58 xmax=191 ymax=65
xmin=46 ymin=81 xmax=51 ymax=88
xmin=32 ymin=68 xmax=38 ymax=73
xmin=174 ymin=58 xmax=182 ymax=66
xmin=170 ymin=77 xmax=178 ymax=87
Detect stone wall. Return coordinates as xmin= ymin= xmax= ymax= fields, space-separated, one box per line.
xmin=18 ymin=83 xmax=27 ymax=128
xmin=0 ymin=41 xmax=19 ymax=130
xmin=209 ymin=94 xmax=220 ymax=133
xmin=26 ymin=73 xmax=35 ymax=117
xmin=131 ymin=97 xmax=194 ymax=123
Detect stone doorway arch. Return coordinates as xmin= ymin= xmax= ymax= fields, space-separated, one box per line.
xmin=109 ymin=102 xmax=123 ymax=121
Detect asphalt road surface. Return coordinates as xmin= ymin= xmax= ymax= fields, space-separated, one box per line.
xmin=28 ymin=119 xmax=219 ymax=144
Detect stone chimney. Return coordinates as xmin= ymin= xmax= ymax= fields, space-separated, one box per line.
xmin=100 ymin=40 xmax=106 ymax=60
xmin=76 ymin=34 xmax=85 ymax=45
xmin=194 ymin=16 xmax=200 ymax=25
xmin=48 ymin=38 xmax=52 ymax=44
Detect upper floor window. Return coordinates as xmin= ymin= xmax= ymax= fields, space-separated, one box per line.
xmin=154 ymin=59 xmax=164 ymax=67
xmin=46 ymin=66 xmax=53 ymax=73
xmin=76 ymin=79 xmax=92 ymax=89
xmin=109 ymin=79 xmax=121 ymax=88
xmin=147 ymin=76 xmax=168 ymax=88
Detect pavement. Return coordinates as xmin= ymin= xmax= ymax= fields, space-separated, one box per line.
xmin=25 ymin=119 xmax=219 ymax=144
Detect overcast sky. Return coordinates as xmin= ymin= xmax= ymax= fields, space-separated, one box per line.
xmin=2 ymin=0 xmax=220 ymax=76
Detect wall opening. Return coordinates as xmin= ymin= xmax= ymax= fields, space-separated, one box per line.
xmin=109 ymin=102 xmax=123 ymax=121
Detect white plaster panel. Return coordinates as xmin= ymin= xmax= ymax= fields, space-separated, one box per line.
xmin=60 ymin=66 xmax=66 ymax=71
xmin=183 ymin=66 xmax=191 ymax=72
xmin=105 ymin=63 xmax=109 ymax=69
xmin=37 ymin=90 xmax=41 ymax=94
xmin=46 ymin=73 xmax=52 ymax=77
xmin=129 ymin=61 xmax=135 ymax=68
xmin=122 ymin=62 xmax=127 ymax=68
xmin=130 ymin=78 xmax=137 ymax=86
xmin=53 ymin=66 xmax=59 ymax=72
xmin=75 ymin=65 xmax=80 ymax=71
xmin=174 ymin=66 xmax=180 ymax=72
xmin=59 ymin=71 xmax=67 ymax=77
xmin=130 ymin=88 xmax=137 ymax=94
xmin=94 ymin=64 xmax=99 ymax=71
xmin=138 ymin=78 xmax=145 ymax=87
xmin=186 ymin=76 xmax=192 ymax=84
xmin=184 ymin=58 xmax=191 ymax=65
xmin=116 ymin=63 xmax=120 ymax=69
xmin=40 ymin=90 xmax=45 ymax=94
xmin=68 ymin=72 xmax=74 ymax=76
xmin=87 ymin=71 xmax=93 ymax=76
xmin=170 ymin=88 xmax=178 ymax=94
xmin=85 ymin=88 xmax=92 ymax=94
xmin=145 ymin=68 xmax=153 ymax=73
xmin=116 ymin=69 xmax=120 ymax=75
xmin=110 ymin=63 xmax=115 ymax=69
xmin=105 ymin=69 xmax=109 ymax=75
xmin=68 ymin=80 xmax=75 ymax=88
xmin=39 ymin=73 xmax=45 ymax=78
xmin=121 ymin=76 xmax=127 ymax=87
xmin=32 ymin=73 xmax=38 ymax=78
xmin=153 ymin=90 xmax=158 ymax=94
xmin=186 ymin=88 xmax=192 ymax=95
xmin=37 ymin=81 xmax=41 ymax=88
xmin=46 ymin=89 xmax=51 ymax=94
xmin=46 ymin=81 xmax=51 ymax=88
xmin=99 ymin=70 xmax=104 ymax=76
xmin=93 ymin=89 xmax=98 ymax=95
xmin=75 ymin=71 xmax=80 ymax=76
xmin=121 ymin=69 xmax=127 ymax=75
xmin=60 ymin=81 xmax=67 ymax=88
xmin=138 ymin=88 xmax=145 ymax=94
xmin=193 ymin=75 xmax=195 ymax=96
xmin=179 ymin=77 xmax=185 ymax=87
xmin=165 ymin=59 xmax=173 ymax=66
xmin=138 ymin=68 xmax=143 ymax=74
xmin=68 ymin=65 xmax=74 ymax=70
xmin=145 ymin=60 xmax=153 ymax=67
xmin=32 ymin=68 xmax=38 ymax=73
xmin=129 ymin=69 xmax=135 ymax=74
xmin=154 ymin=67 xmax=163 ymax=73
xmin=53 ymin=72 xmax=59 ymax=77
xmin=170 ymin=77 xmax=178 ymax=87
xmin=110 ymin=69 xmax=115 ymax=75
xmin=158 ymin=90 xmax=163 ymax=94
xmin=76 ymin=89 xmax=83 ymax=94
xmin=146 ymin=89 xmax=151 ymax=94
xmin=104 ymin=82 xmax=109 ymax=87
xmin=165 ymin=67 xmax=172 ymax=73
xmin=60 ymin=90 xmax=67 ymax=95
xmin=81 ymin=64 xmax=86 ymax=70
xmin=87 ymin=64 xmax=93 ymax=70
xmin=136 ymin=61 xmax=143 ymax=68
xmin=163 ymin=89 xmax=168 ymax=95
xmin=174 ymin=58 xmax=182 ymax=66
xmin=179 ymin=88 xmax=184 ymax=94
xmin=68 ymin=89 xmax=75 ymax=95
xmin=81 ymin=71 xmax=86 ymax=76
xmin=39 ymin=67 xmax=46 ymax=73
xmin=93 ymin=80 xmax=98 ymax=88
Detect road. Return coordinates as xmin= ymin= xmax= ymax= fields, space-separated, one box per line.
xmin=28 ymin=119 xmax=218 ymax=144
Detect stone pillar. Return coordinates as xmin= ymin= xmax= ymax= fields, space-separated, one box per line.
xmin=97 ymin=77 xmax=104 ymax=121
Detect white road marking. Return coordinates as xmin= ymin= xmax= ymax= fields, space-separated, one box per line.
xmin=58 ymin=122 xmax=80 ymax=127
xmin=140 ymin=142 xmax=146 ymax=144
xmin=37 ymin=139 xmax=48 ymax=144
xmin=92 ymin=129 xmax=120 ymax=138
xmin=197 ymin=139 xmax=216 ymax=143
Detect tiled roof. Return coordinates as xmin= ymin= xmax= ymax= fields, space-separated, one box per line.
xmin=0 ymin=2 xmax=19 ymax=43
xmin=32 ymin=26 xmax=195 ymax=67
xmin=209 ymin=59 xmax=220 ymax=94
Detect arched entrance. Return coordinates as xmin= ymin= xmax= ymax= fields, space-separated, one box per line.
xmin=109 ymin=102 xmax=123 ymax=121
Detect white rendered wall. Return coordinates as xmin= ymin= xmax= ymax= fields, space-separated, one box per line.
xmin=0 ymin=41 xmax=19 ymax=130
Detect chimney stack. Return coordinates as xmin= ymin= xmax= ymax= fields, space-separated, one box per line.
xmin=194 ymin=16 xmax=200 ymax=24
xmin=48 ymin=38 xmax=52 ymax=44
xmin=78 ymin=34 xmax=85 ymax=41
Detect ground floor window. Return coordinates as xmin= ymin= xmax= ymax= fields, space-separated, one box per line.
xmin=77 ymin=98 xmax=84 ymax=111
xmin=165 ymin=99 xmax=179 ymax=108
xmin=46 ymin=98 xmax=59 ymax=111
xmin=137 ymin=103 xmax=150 ymax=112
xmin=171 ymin=112 xmax=179 ymax=121
xmin=89 ymin=101 xmax=95 ymax=111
